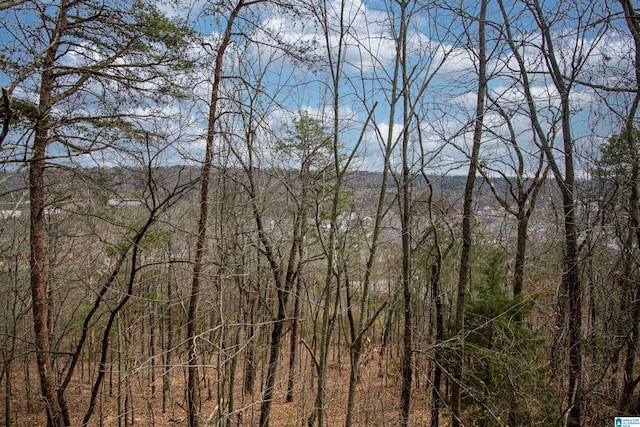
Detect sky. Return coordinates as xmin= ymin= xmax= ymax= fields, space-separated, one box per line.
xmin=0 ymin=0 xmax=634 ymax=178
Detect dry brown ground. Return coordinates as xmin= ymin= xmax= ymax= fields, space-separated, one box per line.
xmin=1 ymin=345 xmax=434 ymax=426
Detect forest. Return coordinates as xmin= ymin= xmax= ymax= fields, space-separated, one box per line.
xmin=0 ymin=0 xmax=639 ymax=426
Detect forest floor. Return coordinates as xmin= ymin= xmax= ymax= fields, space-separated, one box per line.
xmin=2 ymin=344 xmax=434 ymax=426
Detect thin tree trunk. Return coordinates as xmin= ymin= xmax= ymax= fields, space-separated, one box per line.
xmin=150 ymin=300 xmax=156 ymax=398
xmin=345 ymin=286 xmax=360 ymax=427
xmin=117 ymin=319 xmax=123 ymax=427
xmin=4 ymin=284 xmax=18 ymax=427
xmin=307 ymin=1 xmax=347 ymax=422
xmin=259 ymin=301 xmax=287 ymax=426
xmin=620 ymin=260 xmax=640 ymax=413
xmin=29 ymin=3 xmax=68 ymax=424
xmin=507 ymin=209 xmax=529 ymax=426
xmin=187 ymin=4 xmax=244 ymax=426
xmin=286 ymin=156 xmax=310 ymax=404
xmin=286 ymin=275 xmax=302 ymax=403
xmin=430 ymin=262 xmax=444 ymax=427
xmin=307 ymin=150 xmax=335 ymax=421
xmin=529 ymin=1 xmax=583 ymax=422
xmin=226 ymin=328 xmax=239 ymax=427
xmin=451 ymin=2 xmax=487 ymax=426
xmin=563 ymin=178 xmax=582 ymax=427
xmin=243 ymin=303 xmax=256 ymax=395
xmin=399 ymin=0 xmax=413 ymax=422
xmin=255 ymin=171 xmax=301 ymax=426
xmin=162 ymin=258 xmax=174 ymax=413
xmin=4 ymin=352 xmax=10 ymax=427
xmin=618 ymin=0 xmax=640 ymax=413
xmin=31 ymin=78 xmax=67 ymax=427
xmin=513 ymin=211 xmax=528 ymax=298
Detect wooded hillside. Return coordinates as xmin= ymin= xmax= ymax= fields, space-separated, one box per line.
xmin=1 ymin=0 xmax=639 ymax=426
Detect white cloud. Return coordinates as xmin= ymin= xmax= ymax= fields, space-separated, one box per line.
xmin=250 ymin=0 xmax=394 ymax=72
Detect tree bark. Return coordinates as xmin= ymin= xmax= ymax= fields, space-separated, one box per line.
xmin=255 ymin=168 xmax=301 ymax=426
xmin=187 ymin=3 xmax=245 ymax=425
xmin=529 ymin=1 xmax=583 ymax=422
xmin=399 ymin=1 xmax=413 ymax=424
xmin=618 ymin=0 xmax=640 ymax=413
xmin=29 ymin=3 xmax=68 ymax=424
xmin=162 ymin=255 xmax=174 ymax=413
xmin=451 ymin=2 xmax=487 ymax=425
xmin=286 ymin=273 xmax=302 ymax=403
xmin=430 ymin=260 xmax=444 ymax=427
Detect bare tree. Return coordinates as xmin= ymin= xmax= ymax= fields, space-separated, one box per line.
xmin=582 ymin=1 xmax=640 ymax=413
xmin=451 ymin=1 xmax=487 ymax=425
xmin=304 ymin=1 xmax=353 ymax=424
xmin=614 ymin=0 xmax=640 ymax=413
xmin=186 ymin=2 xmax=248 ymax=425
xmin=522 ymin=1 xmax=608 ymax=423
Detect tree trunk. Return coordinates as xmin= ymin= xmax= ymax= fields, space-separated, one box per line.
xmin=187 ymin=3 xmax=244 ymax=425
xmin=513 ymin=211 xmax=528 ymax=299
xmin=226 ymin=328 xmax=239 ymax=427
xmin=430 ymin=262 xmax=444 ymax=427
xmin=529 ymin=0 xmax=583 ymax=422
xmin=30 ymin=24 xmax=68 ymax=427
xmin=563 ymin=186 xmax=582 ymax=426
xmin=451 ymin=2 xmax=487 ymax=425
xmin=243 ymin=304 xmax=256 ymax=395
xmin=149 ymin=300 xmax=156 ymax=398
xmin=618 ymin=0 xmax=640 ymax=414
xmin=254 ymin=171 xmax=301 ymax=426
xmin=399 ymin=1 xmax=413 ymax=423
xmin=286 ymin=275 xmax=302 ymax=403
xmin=259 ymin=310 xmax=286 ymax=427
xmin=162 ymin=258 xmax=174 ymax=413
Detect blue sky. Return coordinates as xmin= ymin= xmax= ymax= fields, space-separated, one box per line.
xmin=0 ymin=0 xmax=633 ymax=177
